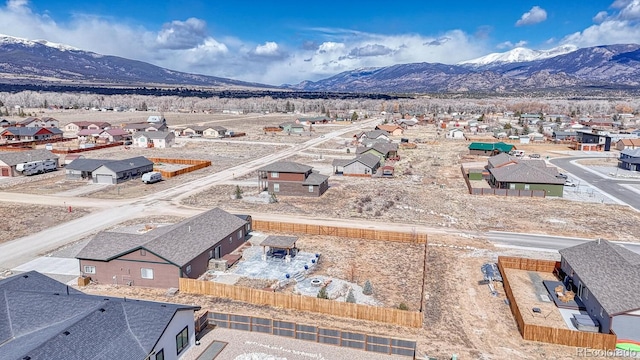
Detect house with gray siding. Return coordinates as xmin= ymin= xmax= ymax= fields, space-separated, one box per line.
xmin=76 ymin=208 xmax=249 ymax=288
xmin=332 ymin=153 xmax=381 ymax=176
xmin=0 ymin=271 xmax=200 ymax=360
xmin=91 ymin=156 xmax=154 ymax=184
xmin=619 ymin=148 xmax=640 ymax=171
xmin=559 ymin=240 xmax=640 ymax=344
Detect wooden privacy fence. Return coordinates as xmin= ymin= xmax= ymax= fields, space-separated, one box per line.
xmin=180 ymin=278 xmax=423 ymax=328
xmin=51 ymin=141 xmax=123 ymax=154
xmin=498 ymin=256 xmax=617 ymax=350
xmin=207 ymin=311 xmax=416 ymax=357
xmin=252 ymin=220 xmax=427 ymax=244
xmin=147 ymin=157 xmax=211 ymax=178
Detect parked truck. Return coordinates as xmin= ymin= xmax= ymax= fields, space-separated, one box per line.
xmin=16 ymin=159 xmax=57 ymax=176
xmin=141 ymin=171 xmax=162 ymax=184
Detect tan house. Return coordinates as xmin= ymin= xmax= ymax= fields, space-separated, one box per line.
xmin=133 ymin=131 xmax=175 ymax=148
xmin=64 ymin=121 xmax=111 ymax=133
xmin=375 ymin=124 xmax=404 ymax=136
xmin=76 ymin=208 xmax=249 ymax=288
xmin=98 ymin=128 xmax=130 ymax=143
xmin=616 ymin=138 xmax=640 ymax=151
xmin=202 ymin=126 xmax=227 ymax=138
xmin=16 ymin=117 xmax=59 ymax=128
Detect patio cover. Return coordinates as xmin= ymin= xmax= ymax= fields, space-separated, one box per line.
xmin=260 ymin=235 xmax=298 ymax=249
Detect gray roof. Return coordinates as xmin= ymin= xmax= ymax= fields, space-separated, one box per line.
xmin=487 ymin=153 xmax=515 ymax=168
xmin=356 ymin=142 xmax=398 ymax=156
xmin=260 ymin=235 xmax=298 ymax=249
xmin=621 ymin=148 xmax=640 ymax=158
xmin=100 ymin=156 xmax=153 ymax=173
xmin=77 ymin=208 xmax=248 ymax=267
xmin=258 ymin=161 xmax=312 ymax=173
xmin=347 ymin=153 xmax=381 ymax=169
xmin=0 ymin=271 xmax=199 ymax=360
xmin=0 ymin=149 xmax=58 ymax=166
xmin=208 ymin=126 xmax=227 ymax=132
xmin=0 ymin=127 xmax=62 ymax=136
xmin=65 ymin=158 xmax=113 ymax=172
xmin=489 ymin=161 xmax=565 ymax=184
xmin=332 ymin=158 xmax=351 ymax=167
xmin=559 ymin=240 xmax=640 ymax=315
xmin=134 ymin=131 xmax=174 ymax=140
xmin=302 ymin=172 xmax=329 ymax=186
xmin=361 ymin=130 xmax=389 ymax=139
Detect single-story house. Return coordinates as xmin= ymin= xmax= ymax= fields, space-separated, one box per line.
xmin=134 ymin=131 xmax=175 ymax=148
xmin=62 ymin=154 xmax=85 ymax=166
xmin=468 ymin=142 xmax=514 ymax=156
xmin=332 ymin=153 xmax=381 ymax=176
xmin=299 ymin=116 xmax=331 ymax=125
xmin=76 ymin=208 xmax=249 ymax=288
xmin=258 ymin=161 xmax=329 ymax=197
xmin=0 ymin=126 xmax=63 ymax=142
xmin=375 ymin=124 xmax=404 ymax=136
xmin=0 ymin=119 xmax=16 ymax=127
xmin=99 ymin=128 xmax=131 ymax=143
xmin=63 ymin=121 xmax=111 ymax=133
xmin=16 ymin=117 xmax=59 ymax=128
xmin=123 ymin=122 xmax=167 ymax=134
xmin=619 ymin=148 xmax=640 ymax=171
xmin=65 ymin=158 xmax=114 ymax=180
xmin=616 ymin=138 xmax=640 ymax=151
xmin=182 ymin=126 xmax=208 ymax=136
xmin=279 ymin=122 xmax=305 ymax=133
xmin=76 ymin=128 xmax=102 ymax=141
xmin=0 ymin=149 xmax=58 ymax=177
xmin=202 ymin=126 xmax=227 ymax=138
xmin=446 ymin=128 xmax=465 ymax=139
xmin=354 ymin=130 xmax=390 ymax=143
xmin=356 ymin=142 xmax=399 ymax=160
xmin=91 ymin=156 xmax=154 ymax=184
xmin=0 ymin=271 xmax=200 ymax=360
xmin=487 ymin=153 xmax=565 ymax=196
xmin=559 ymin=239 xmax=640 ymax=344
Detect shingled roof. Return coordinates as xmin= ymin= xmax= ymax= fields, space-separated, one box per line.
xmin=258 ymin=161 xmax=312 ymax=173
xmin=0 ymin=271 xmax=199 ymax=360
xmin=489 ymin=160 xmax=564 ymax=184
xmin=0 ymin=149 xmax=58 ymax=166
xmin=77 ymin=208 xmax=248 ymax=267
xmin=100 ymin=156 xmax=153 ymax=173
xmin=302 ymin=172 xmax=329 ymax=186
xmin=559 ymin=240 xmax=640 ymax=315
xmin=65 ymin=158 xmax=113 ymax=172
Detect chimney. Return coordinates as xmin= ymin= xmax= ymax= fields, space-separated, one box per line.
xmin=597 ymin=238 xmax=601 ymax=245
xmin=188 ymin=226 xmax=191 ymax=232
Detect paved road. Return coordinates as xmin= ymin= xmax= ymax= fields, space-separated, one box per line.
xmin=550 ymin=157 xmax=640 ymax=210
xmin=487 ymin=231 xmax=640 ymax=254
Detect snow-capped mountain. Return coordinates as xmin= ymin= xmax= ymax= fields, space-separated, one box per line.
xmin=0 ymin=34 xmax=273 ymax=88
xmin=459 ymin=45 xmax=578 ymax=66
xmin=290 ymin=44 xmax=640 ymax=93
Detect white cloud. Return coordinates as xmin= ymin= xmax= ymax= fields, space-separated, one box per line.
xmin=593 ymin=11 xmax=609 ymax=23
xmin=6 ymin=0 xmax=27 ymax=12
xmin=254 ymin=41 xmax=279 ymax=55
xmin=515 ymin=6 xmax=548 ymax=26
xmin=618 ymin=0 xmax=640 ymax=19
xmin=560 ymin=0 xmax=640 ymax=47
xmin=155 ymin=18 xmax=208 ymax=50
xmin=496 ymin=40 xmax=528 ymax=49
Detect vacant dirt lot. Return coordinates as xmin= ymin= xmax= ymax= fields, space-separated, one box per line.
xmin=0 ymin=203 xmax=90 ymax=244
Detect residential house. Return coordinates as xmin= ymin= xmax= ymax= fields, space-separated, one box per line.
xmin=202 ymin=126 xmax=227 ymax=138
xmin=468 ymin=142 xmax=514 ymax=156
xmin=396 ymin=119 xmax=418 ymax=128
xmin=0 ymin=127 xmax=63 ymax=142
xmin=332 ymin=153 xmax=381 ymax=176
xmin=574 ymin=130 xmax=612 ymax=151
xmin=617 ymin=139 xmax=640 ymax=151
xmin=134 ymin=131 xmax=175 ymax=148
xmin=77 ymin=208 xmax=249 ymax=288
xmin=258 ymin=161 xmax=329 ymax=197
xmin=0 ymin=270 xmax=200 ymax=360
xmin=98 ymin=128 xmax=131 ymax=143
xmin=91 ymin=156 xmax=154 ymax=184
xmin=354 ymin=130 xmax=390 ymax=143
xmin=519 ymin=136 xmax=530 ymax=144
xmin=63 ymin=121 xmax=111 ymax=133
xmin=446 ymin=128 xmax=465 ymax=139
xmin=0 ymin=119 xmax=16 ymax=127
xmin=486 ymin=153 xmax=565 ymax=197
xmin=581 ymin=118 xmax=614 ymax=128
xmin=619 ymin=149 xmax=640 ymax=171
xmin=356 ymin=142 xmax=399 ymax=161
xmin=16 ymin=117 xmax=59 ymax=128
xmin=65 ymin=158 xmax=114 ymax=180
xmin=375 ymin=124 xmax=404 ymax=136
xmin=76 ymin=129 xmax=102 ymax=142
xmin=0 ymin=149 xmax=58 ymax=177
xmin=552 ymin=131 xmax=578 ymax=142
xmin=558 ymin=239 xmax=640 ymax=344
xmin=182 ymin=126 xmax=208 ymax=136
xmin=123 ymin=122 xmax=167 ymax=134
xmin=299 ymin=116 xmax=331 ymax=124
xmin=279 ymin=122 xmax=305 ymax=133
xmin=147 ymin=115 xmax=166 ymax=123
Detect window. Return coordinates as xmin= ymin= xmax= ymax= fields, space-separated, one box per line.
xmin=140 ymin=249 xmax=146 ymax=256
xmin=271 ymin=171 xmax=279 ymax=178
xmin=229 ymin=236 xmax=233 ymax=243
xmin=509 ymin=183 xmax=516 ymax=190
xmin=176 ymin=326 xmax=189 ymax=355
xmin=524 ymin=184 xmax=530 ymax=190
xmin=600 ymin=307 xmax=603 ymax=317
xmin=83 ymin=265 xmax=96 ymax=274
xmin=155 ymin=349 xmax=164 ymax=360
xmin=214 ymin=246 xmax=221 ymax=259
xmin=273 ymin=183 xmax=280 ymax=192
xmin=209 ymin=249 xmax=214 ymax=259
xmin=141 ymin=268 xmax=154 ymax=279
xmin=185 ymin=265 xmax=192 ymax=274
xmin=308 ymin=185 xmax=314 ymax=193
xmin=237 ymin=230 xmax=243 ymax=239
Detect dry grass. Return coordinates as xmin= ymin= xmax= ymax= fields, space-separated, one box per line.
xmin=0 ymin=203 xmax=90 ymax=244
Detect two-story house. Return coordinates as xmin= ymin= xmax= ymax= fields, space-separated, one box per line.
xmin=257 ymin=161 xmax=329 ymax=197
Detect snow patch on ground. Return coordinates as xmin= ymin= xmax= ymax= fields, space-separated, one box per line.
xmin=294 ymin=275 xmax=380 ymax=306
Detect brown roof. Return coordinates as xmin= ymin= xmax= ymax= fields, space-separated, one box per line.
xmin=619 ymin=139 xmax=640 ymax=147
xmin=376 ymin=124 xmax=402 ymax=132
xmin=258 ymin=161 xmax=312 ymax=173
xmin=260 ymin=235 xmax=298 ymax=249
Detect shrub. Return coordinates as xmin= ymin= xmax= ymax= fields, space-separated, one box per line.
xmin=346 ymin=289 xmax=356 ymax=303
xmin=317 ymin=285 xmax=329 ymax=299
xmin=362 ymin=280 xmax=373 ymax=295
xmin=234 ymin=185 xmax=243 ymax=199
xmin=398 ymin=302 xmax=409 ymax=311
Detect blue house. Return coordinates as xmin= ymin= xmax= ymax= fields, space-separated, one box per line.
xmin=559 ymin=240 xmax=640 ymax=344
xmin=619 ymin=148 xmax=640 ymax=171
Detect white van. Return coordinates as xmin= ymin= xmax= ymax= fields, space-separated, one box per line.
xmin=509 ymin=150 xmax=525 ymax=157
xmin=141 ymin=171 xmax=162 ymax=184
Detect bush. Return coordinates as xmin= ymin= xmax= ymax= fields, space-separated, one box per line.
xmin=362 ymin=280 xmax=373 ymax=295
xmin=346 ymin=289 xmax=356 ymax=303
xmin=234 ymin=185 xmax=243 ymax=199
xmin=398 ymin=302 xmax=409 ymax=311
xmin=317 ymin=285 xmax=329 ymax=299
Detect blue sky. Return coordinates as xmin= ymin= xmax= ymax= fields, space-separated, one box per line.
xmin=0 ymin=0 xmax=639 ymax=85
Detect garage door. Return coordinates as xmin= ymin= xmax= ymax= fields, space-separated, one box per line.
xmin=95 ymin=174 xmax=114 ymax=184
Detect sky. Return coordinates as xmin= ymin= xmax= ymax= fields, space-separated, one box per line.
xmin=0 ymin=0 xmax=639 ymax=85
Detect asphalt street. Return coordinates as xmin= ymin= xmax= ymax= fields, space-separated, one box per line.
xmin=487 ymin=231 xmax=640 ymax=254
xmin=550 ymin=156 xmax=640 ymax=210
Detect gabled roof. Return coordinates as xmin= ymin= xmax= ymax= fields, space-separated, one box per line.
xmin=302 ymin=172 xmax=329 ymax=186
xmin=357 ymin=130 xmax=389 ymax=139
xmin=279 ymin=122 xmax=304 ymax=128
xmin=487 ymin=153 xmax=516 ymax=168
xmin=134 ymin=131 xmax=173 ymax=140
xmin=205 ymin=126 xmax=227 ymax=132
xmin=618 ymin=139 xmax=640 ymax=147
xmin=101 ymin=128 xmax=129 ymax=136
xmin=344 ymin=153 xmax=381 ymax=169
xmin=0 ymin=127 xmax=59 ymax=136
xmin=375 ymin=124 xmax=402 ymax=133
xmin=77 ymin=129 xmax=102 ymax=136
xmin=621 ymin=148 xmax=640 ymax=158
xmin=66 ymin=158 xmax=113 ymax=172
xmin=0 ymin=271 xmax=199 ymax=360
xmin=468 ymin=142 xmax=514 ymax=152
xmin=489 ymin=160 xmax=564 ymax=184
xmin=77 ymin=208 xmax=248 ymax=267
xmin=0 ymin=149 xmax=58 ymax=166
xmin=17 ymin=117 xmax=38 ymax=125
xmin=258 ymin=161 xmax=312 ymax=173
xmin=559 ymin=240 xmax=640 ymax=315
xmin=356 ymin=142 xmax=398 ymax=156
xmin=99 ymin=156 xmax=153 ymax=173
xmin=68 ymin=121 xmax=111 ymax=128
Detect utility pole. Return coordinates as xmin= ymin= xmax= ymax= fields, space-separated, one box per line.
xmin=419 ymin=229 xmax=428 ymax=313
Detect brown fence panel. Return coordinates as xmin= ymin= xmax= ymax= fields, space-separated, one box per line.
xmin=147 ymin=157 xmax=211 ymax=178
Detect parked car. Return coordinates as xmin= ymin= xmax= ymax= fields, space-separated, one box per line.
xmin=124 ymin=140 xmax=132 ymax=145
xmin=558 ymin=173 xmax=568 ymax=179
xmin=564 ymin=180 xmax=576 ymax=187
xmin=529 ymin=153 xmax=541 ymax=158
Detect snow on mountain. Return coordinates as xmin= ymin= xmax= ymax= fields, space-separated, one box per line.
xmin=459 ymin=45 xmax=578 ymax=66
xmin=0 ymin=34 xmax=79 ymax=51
